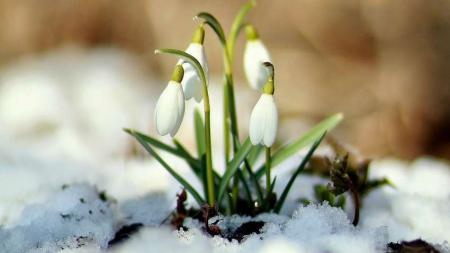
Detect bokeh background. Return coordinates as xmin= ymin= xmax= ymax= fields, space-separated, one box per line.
xmin=0 ymin=0 xmax=449 ymax=160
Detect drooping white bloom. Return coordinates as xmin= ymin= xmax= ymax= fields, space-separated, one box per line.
xmin=249 ymin=94 xmax=278 ymax=147
xmin=177 ymin=43 xmax=208 ymax=102
xmin=177 ymin=26 xmax=208 ymax=103
xmin=244 ymin=25 xmax=271 ymax=91
xmin=155 ymin=65 xmax=185 ymax=137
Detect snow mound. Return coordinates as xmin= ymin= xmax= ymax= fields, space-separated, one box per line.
xmin=0 ymin=184 xmax=116 ymax=253
xmin=361 ymin=158 xmax=450 ymax=244
xmin=114 ymin=203 xmax=387 ymax=253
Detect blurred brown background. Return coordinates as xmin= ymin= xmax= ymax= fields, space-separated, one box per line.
xmin=0 ymin=0 xmax=449 ymax=160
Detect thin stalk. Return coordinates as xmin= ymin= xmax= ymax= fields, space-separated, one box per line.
xmin=223 ymin=30 xmax=241 ymax=209
xmin=227 ymin=0 xmax=256 ymax=63
xmin=244 ymin=160 xmax=264 ymax=205
xmin=265 ymin=147 xmax=271 ymax=199
xmin=198 ymin=4 xmax=255 ymax=207
xmin=224 ymin=0 xmax=255 ymax=147
xmin=203 ymin=88 xmax=215 ymax=205
xmin=231 ymin=172 xmax=239 ymax=211
xmin=155 ymin=48 xmax=215 ymax=206
xmin=223 ymin=85 xmax=231 ymax=164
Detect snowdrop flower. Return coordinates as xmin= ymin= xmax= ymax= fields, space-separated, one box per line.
xmin=244 ymin=24 xmax=271 ymax=91
xmin=155 ymin=65 xmax=185 ymax=137
xmin=177 ymin=25 xmax=208 ymax=102
xmin=249 ymin=63 xmax=278 ymax=147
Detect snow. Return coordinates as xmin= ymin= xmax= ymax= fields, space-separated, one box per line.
xmin=112 ymin=203 xmax=387 ymax=253
xmin=0 ymin=184 xmax=115 ymax=253
xmin=360 ymin=158 xmax=450 ymax=244
xmin=0 ymin=47 xmax=449 ymax=253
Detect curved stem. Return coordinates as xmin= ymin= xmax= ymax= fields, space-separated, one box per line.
xmin=204 ymin=100 xmax=215 ymax=206
xmin=154 ymin=48 xmax=215 ymax=206
xmin=265 ymin=147 xmax=271 ymax=199
xmin=223 ymin=85 xmax=231 ymax=163
xmin=196 ymin=2 xmax=255 ymax=207
xmin=223 ymin=0 xmax=256 ymax=147
xmin=227 ymin=0 xmax=256 ymax=63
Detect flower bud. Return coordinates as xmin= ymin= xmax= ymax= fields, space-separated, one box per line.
xmin=249 ymin=94 xmax=278 ymax=147
xmin=177 ymin=25 xmax=209 ymax=102
xmin=155 ymin=65 xmax=185 ymax=137
xmin=244 ymin=24 xmax=271 ymax=91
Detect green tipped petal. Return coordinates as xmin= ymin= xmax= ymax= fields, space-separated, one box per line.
xmin=263 ymin=78 xmax=274 ymax=95
xmin=171 ymin=64 xmax=184 ymax=83
xmin=245 ymin=24 xmax=259 ymax=41
xmin=192 ymin=25 xmax=205 ymax=44
xmin=262 ymin=62 xmax=275 ymax=95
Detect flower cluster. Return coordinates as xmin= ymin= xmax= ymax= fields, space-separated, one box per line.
xmin=126 ymin=0 xmax=342 ymax=216
xmin=154 ymin=24 xmax=277 ymax=149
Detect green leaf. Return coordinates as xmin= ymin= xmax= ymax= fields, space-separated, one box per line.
xmin=243 ymin=160 xmax=264 ymax=204
xmin=270 ymin=176 xmax=277 ymax=194
xmin=217 ymin=138 xmax=255 ymax=203
xmin=128 ymin=129 xmax=205 ymax=205
xmin=194 ymin=108 xmax=206 ymax=157
xmin=173 ymin=139 xmax=222 ymax=183
xmin=247 ymin=144 xmax=263 ymax=167
xmin=124 ymin=128 xmax=178 ymax=155
xmin=255 ymin=113 xmax=343 ymax=179
xmin=124 ymin=129 xmax=202 ymax=170
xmin=195 ymin=12 xmax=226 ymax=46
xmin=237 ymin=170 xmax=253 ymax=204
xmin=274 ymin=132 xmax=326 ymax=213
xmin=173 ymin=139 xmax=201 ymax=175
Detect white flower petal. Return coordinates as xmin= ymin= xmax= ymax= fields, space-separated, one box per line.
xmin=170 ymin=83 xmax=185 ymax=137
xmin=155 ymin=81 xmax=185 ymax=136
xmin=249 ymin=94 xmax=278 ymax=147
xmin=178 ymin=43 xmax=208 ymax=102
xmin=262 ymin=96 xmax=278 ymax=147
xmin=249 ymin=98 xmax=265 ymax=145
xmin=243 ymin=40 xmax=271 ymax=91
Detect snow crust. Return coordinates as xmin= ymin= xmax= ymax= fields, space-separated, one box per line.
xmin=0 ymin=48 xmax=449 ymax=253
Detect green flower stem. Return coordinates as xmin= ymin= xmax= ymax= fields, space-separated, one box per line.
xmin=223 ymin=83 xmax=231 ymax=163
xmin=265 ymin=147 xmax=272 ymax=199
xmin=204 ymin=97 xmax=215 ymax=206
xmin=227 ymin=0 xmax=256 ymax=63
xmin=223 ymin=1 xmax=255 ymax=207
xmin=231 ymin=170 xmax=239 ymax=211
xmin=200 ymin=65 xmax=215 ymax=206
xmin=197 ymin=2 xmax=255 ymax=208
xmin=154 ymin=48 xmax=215 ymax=206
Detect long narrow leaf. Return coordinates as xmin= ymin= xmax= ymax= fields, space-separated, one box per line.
xmin=173 ymin=139 xmax=201 ymax=175
xmin=244 ymin=161 xmax=264 ymax=205
xmin=255 ymin=113 xmax=343 ymax=179
xmin=194 ymin=108 xmax=206 ymax=157
xmin=274 ymin=133 xmax=326 ymax=213
xmin=124 ymin=129 xmax=202 ymax=169
xmin=195 ymin=12 xmax=227 ymax=46
xmin=173 ymin=139 xmax=222 ymax=182
xmin=129 ymin=130 xmax=205 ymax=205
xmin=218 ymin=138 xmax=255 ymax=203
xmin=237 ymin=170 xmax=253 ymax=204
xmin=247 ymin=144 xmax=263 ymax=167
xmin=124 ymin=128 xmax=178 ymax=155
